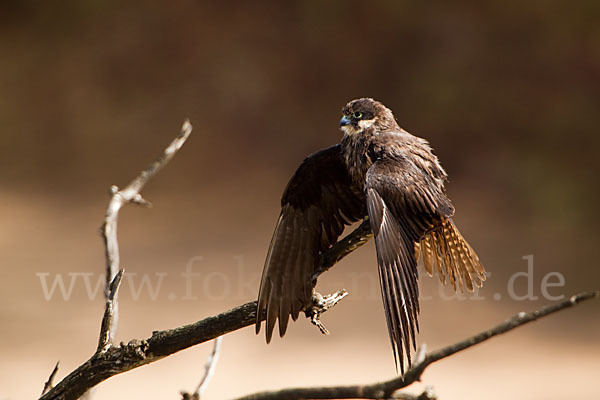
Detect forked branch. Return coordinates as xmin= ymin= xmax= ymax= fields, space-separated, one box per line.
xmin=98 ymin=119 xmax=192 ymax=346
xmin=39 ymin=218 xmax=373 ymax=400
xmin=39 ymin=121 xmax=373 ymax=400
xmin=40 ymin=120 xmax=193 ymax=400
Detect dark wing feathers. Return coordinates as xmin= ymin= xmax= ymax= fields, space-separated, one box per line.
xmin=368 ymin=190 xmax=416 ymax=370
xmin=256 ymin=144 xmax=364 ymax=341
xmin=258 ymin=139 xmax=486 ymax=374
xmin=365 ymin=154 xmax=454 ymax=374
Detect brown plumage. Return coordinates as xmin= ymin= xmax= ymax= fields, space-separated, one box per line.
xmin=256 ymin=98 xmax=486 ymax=373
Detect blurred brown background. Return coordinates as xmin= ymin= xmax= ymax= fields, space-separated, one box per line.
xmin=1 ymin=1 xmax=599 ymax=399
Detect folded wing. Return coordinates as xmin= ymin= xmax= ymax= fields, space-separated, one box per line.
xmin=365 ymin=154 xmax=454 ymax=373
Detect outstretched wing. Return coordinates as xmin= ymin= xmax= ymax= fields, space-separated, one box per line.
xmin=365 ymin=154 xmax=454 ymax=374
xmin=256 ymin=144 xmax=364 ymax=342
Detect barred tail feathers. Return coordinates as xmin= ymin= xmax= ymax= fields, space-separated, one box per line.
xmin=416 ymin=219 xmax=485 ymax=293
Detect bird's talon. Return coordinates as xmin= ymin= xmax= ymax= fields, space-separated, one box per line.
xmin=305 ymin=289 xmax=348 ymax=335
xmin=310 ymin=314 xmax=330 ymax=335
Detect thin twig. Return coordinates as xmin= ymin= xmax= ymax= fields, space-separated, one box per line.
xmin=195 ymin=337 xmax=222 ymax=395
xmin=233 ymin=291 xmax=599 ymax=400
xmin=41 ymin=361 xmax=60 ymax=396
xmin=98 ymin=120 xmax=192 ymax=346
xmin=97 ymin=269 xmax=125 ymax=351
xmin=181 ymin=337 xmax=223 ymax=400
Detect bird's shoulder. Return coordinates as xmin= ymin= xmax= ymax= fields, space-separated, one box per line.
xmin=281 ymin=144 xmax=357 ymax=209
xmin=368 ymin=130 xmax=448 ymax=186
xmin=366 ymin=130 xmax=454 ymax=218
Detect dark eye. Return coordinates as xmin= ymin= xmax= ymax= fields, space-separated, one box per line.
xmin=353 ymin=111 xmax=363 ymax=119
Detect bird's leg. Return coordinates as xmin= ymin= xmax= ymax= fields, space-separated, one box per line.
xmin=304 ymin=289 xmax=349 ymax=335
xmin=315 ymin=218 xmax=372 ymax=281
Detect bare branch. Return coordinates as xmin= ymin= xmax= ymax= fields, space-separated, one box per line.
xmin=301 ymin=219 xmax=372 ymax=335
xmin=97 ymin=269 xmax=125 ymax=351
xmin=414 ymin=344 xmax=427 ymax=365
xmin=233 ymin=291 xmax=599 ymax=400
xmin=404 ymin=387 xmax=436 ymax=400
xmin=195 ymin=337 xmax=222 ymax=395
xmin=390 ymin=387 xmax=436 ymax=400
xmin=39 ymin=219 xmax=375 ymax=400
xmin=180 ymin=337 xmax=223 ymax=400
xmin=315 ymin=219 xmax=372 ymax=281
xmin=99 ymin=120 xmax=192 ymax=346
xmin=40 ymin=289 xmax=598 ymax=400
xmin=41 ymin=361 xmax=60 ymax=396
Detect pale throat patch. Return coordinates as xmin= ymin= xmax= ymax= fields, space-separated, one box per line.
xmin=358 ymin=118 xmax=376 ymax=130
xmin=341 ymin=118 xmax=377 ymax=135
xmin=341 ymin=125 xmax=357 ymax=135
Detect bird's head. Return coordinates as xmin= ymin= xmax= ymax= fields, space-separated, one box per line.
xmin=339 ymin=98 xmax=397 ymax=136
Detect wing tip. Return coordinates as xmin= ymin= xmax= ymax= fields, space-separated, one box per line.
xmin=255 ymin=320 xmax=261 ymax=335
xmin=265 ymin=329 xmax=274 ymax=344
xmin=278 ymin=313 xmax=290 ymax=338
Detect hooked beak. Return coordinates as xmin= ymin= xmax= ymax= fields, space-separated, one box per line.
xmin=339 ymin=115 xmax=351 ymax=127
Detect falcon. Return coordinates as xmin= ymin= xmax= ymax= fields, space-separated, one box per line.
xmin=256 ymin=98 xmax=486 ymax=373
